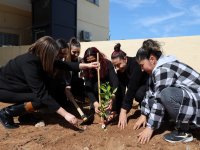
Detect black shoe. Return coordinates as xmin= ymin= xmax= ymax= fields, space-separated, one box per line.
xmin=163 ymin=130 xmax=193 ymax=143
xmin=0 ymin=109 xmax=19 ymax=129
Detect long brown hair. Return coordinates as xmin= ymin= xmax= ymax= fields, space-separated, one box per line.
xmin=83 ymin=47 xmax=108 ymax=79
xmin=28 ymin=36 xmax=59 ymax=74
xmin=68 ymin=37 xmax=81 ymax=61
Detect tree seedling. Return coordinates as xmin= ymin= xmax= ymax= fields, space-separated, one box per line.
xmin=99 ymin=82 xmax=117 ymax=129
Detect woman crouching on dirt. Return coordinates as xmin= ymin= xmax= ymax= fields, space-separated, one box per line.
xmin=0 ymin=36 xmax=98 ymax=129
xmin=134 ymin=39 xmax=200 ymax=144
xmin=111 ymin=43 xmax=148 ymax=129
xmin=83 ymin=47 xmax=119 ymax=122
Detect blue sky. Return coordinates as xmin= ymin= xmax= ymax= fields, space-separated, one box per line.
xmin=110 ymin=0 xmax=200 ymax=40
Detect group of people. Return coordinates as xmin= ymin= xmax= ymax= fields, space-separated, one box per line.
xmin=0 ymin=36 xmax=200 ymax=144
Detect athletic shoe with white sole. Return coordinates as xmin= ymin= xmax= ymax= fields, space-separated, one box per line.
xmin=163 ymin=130 xmax=193 ymax=143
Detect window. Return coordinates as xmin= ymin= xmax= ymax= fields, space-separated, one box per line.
xmin=87 ymin=0 xmax=99 ymax=6
xmin=0 ymin=32 xmax=19 ymax=46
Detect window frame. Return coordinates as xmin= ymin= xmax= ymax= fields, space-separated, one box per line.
xmin=0 ymin=32 xmax=19 ymax=47
xmin=87 ymin=0 xmax=99 ymax=6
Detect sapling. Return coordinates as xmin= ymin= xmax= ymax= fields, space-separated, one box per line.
xmin=99 ymin=82 xmax=117 ymax=128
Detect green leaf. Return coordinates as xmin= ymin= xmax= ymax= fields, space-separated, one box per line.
xmin=105 ymin=95 xmax=109 ymax=100
xmin=112 ymin=88 xmax=117 ymax=94
xmin=107 ymin=85 xmax=111 ymax=92
xmin=101 ymin=87 xmax=107 ymax=92
xmin=99 ymin=82 xmax=114 ymax=119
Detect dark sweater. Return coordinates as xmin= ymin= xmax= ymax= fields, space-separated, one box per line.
xmin=0 ymin=52 xmax=79 ymax=111
xmin=85 ymin=60 xmax=118 ymax=103
xmin=117 ymin=57 xmax=148 ymax=110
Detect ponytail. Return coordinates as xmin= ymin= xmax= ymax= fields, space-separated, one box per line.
xmin=111 ymin=43 xmax=126 ymax=59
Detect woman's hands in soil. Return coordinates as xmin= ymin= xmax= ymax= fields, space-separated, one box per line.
xmin=64 ymin=113 xmax=78 ymax=125
xmin=137 ymin=127 xmax=153 ymax=144
xmin=93 ymin=100 xmax=112 ymax=114
xmin=133 ymin=115 xmax=147 ymax=130
xmin=118 ymin=108 xmax=127 ymax=129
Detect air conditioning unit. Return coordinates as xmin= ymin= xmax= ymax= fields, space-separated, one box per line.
xmin=80 ymin=30 xmax=92 ymax=41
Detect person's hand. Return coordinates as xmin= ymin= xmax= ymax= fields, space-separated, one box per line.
xmin=79 ymin=62 xmax=99 ymax=70
xmin=88 ymin=62 xmax=99 ymax=69
xmin=133 ymin=115 xmax=147 ymax=130
xmin=137 ymin=127 xmax=153 ymax=144
xmin=93 ymin=101 xmax=100 ymax=113
xmin=106 ymin=99 xmax=113 ymax=111
xmin=118 ymin=108 xmax=127 ymax=129
xmin=64 ymin=113 xmax=78 ymax=126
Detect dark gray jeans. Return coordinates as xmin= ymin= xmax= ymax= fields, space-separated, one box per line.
xmin=160 ymin=87 xmax=183 ymax=120
xmin=161 ymin=87 xmax=191 ymax=130
xmin=148 ymin=87 xmax=189 ymax=130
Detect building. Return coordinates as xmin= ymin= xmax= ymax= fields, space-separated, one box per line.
xmin=0 ymin=0 xmax=109 ymax=46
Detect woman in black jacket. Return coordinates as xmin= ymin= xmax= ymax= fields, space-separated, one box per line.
xmin=68 ymin=37 xmax=85 ymax=103
xmin=45 ymin=39 xmax=72 ymax=108
xmin=83 ymin=47 xmax=119 ymax=118
xmin=111 ymin=43 xmax=148 ymax=129
xmin=0 ymin=36 xmax=98 ymax=129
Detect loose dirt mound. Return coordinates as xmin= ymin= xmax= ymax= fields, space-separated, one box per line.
xmin=0 ymin=102 xmax=200 ymax=150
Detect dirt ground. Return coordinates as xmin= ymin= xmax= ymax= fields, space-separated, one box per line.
xmin=0 ymin=102 xmax=200 ymax=150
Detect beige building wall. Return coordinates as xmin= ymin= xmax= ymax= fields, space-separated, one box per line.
xmin=80 ymin=35 xmax=200 ymax=72
xmin=77 ymin=0 xmax=109 ymax=41
xmin=0 ymin=3 xmax=32 ymax=45
xmin=0 ymin=45 xmax=28 ymax=66
xmin=0 ymin=36 xmax=200 ymax=72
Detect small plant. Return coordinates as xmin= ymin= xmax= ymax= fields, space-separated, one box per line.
xmin=99 ymin=82 xmax=117 ymax=121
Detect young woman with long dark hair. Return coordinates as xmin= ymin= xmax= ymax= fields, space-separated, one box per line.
xmin=83 ymin=47 xmax=119 ymax=120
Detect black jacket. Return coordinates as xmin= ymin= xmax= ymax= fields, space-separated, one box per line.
xmin=117 ymin=57 xmax=148 ymax=110
xmin=0 ymin=52 xmax=79 ymax=111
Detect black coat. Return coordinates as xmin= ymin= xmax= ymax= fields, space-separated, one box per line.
xmin=117 ymin=57 xmax=148 ymax=110
xmin=0 ymin=52 xmax=79 ymax=111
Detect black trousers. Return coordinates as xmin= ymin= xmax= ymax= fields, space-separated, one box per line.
xmin=114 ymin=84 xmax=147 ymax=113
xmin=0 ymin=89 xmax=42 ymax=109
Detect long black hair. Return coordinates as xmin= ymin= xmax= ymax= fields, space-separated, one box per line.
xmin=136 ymin=47 xmax=162 ymax=62
xmin=56 ymin=39 xmax=68 ymax=50
xmin=136 ymin=39 xmax=163 ymax=62
xmin=83 ymin=47 xmax=108 ymax=79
